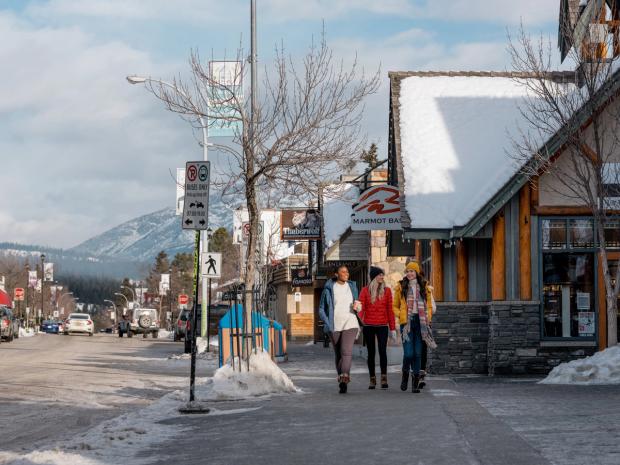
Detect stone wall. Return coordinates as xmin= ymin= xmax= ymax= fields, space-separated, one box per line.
xmin=429 ymin=301 xmax=598 ymax=375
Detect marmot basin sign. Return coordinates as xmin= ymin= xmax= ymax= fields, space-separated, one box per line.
xmin=351 ymin=184 xmax=402 ymax=231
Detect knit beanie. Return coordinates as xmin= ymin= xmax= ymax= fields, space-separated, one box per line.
xmin=369 ymin=266 xmax=384 ymax=281
xmin=405 ymin=261 xmax=420 ymax=273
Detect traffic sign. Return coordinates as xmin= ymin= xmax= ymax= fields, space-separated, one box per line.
xmin=182 ymin=161 xmax=210 ymax=230
xmin=178 ymin=294 xmax=189 ymax=306
xmin=14 ymin=288 xmax=24 ymax=301
xmin=201 ymin=252 xmax=222 ymax=279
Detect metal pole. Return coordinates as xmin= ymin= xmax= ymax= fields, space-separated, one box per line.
xmin=207 ymin=277 xmax=212 ymax=352
xmin=200 ymin=115 xmax=209 ymax=339
xmin=40 ymin=255 xmax=45 ymax=328
xmin=24 ymin=266 xmax=29 ymax=329
xmin=190 ymin=231 xmax=201 ymax=402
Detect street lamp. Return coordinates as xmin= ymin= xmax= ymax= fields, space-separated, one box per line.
xmin=121 ymin=285 xmax=136 ymax=304
xmin=114 ymin=292 xmax=130 ymax=316
xmin=104 ymin=299 xmax=118 ymax=331
xmin=40 ymin=254 xmax=45 ymax=328
xmin=127 ymin=74 xmax=210 ymax=337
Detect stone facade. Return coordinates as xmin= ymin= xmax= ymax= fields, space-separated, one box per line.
xmin=429 ymin=301 xmax=598 ymax=375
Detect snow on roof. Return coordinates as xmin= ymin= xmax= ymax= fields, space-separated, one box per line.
xmin=398 ymin=75 xmax=537 ymax=229
xmin=322 ymin=184 xmax=358 ymax=247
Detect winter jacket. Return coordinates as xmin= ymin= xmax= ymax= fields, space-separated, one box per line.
xmin=318 ymin=278 xmax=359 ymax=333
xmin=393 ymin=281 xmax=434 ymax=325
xmin=358 ymin=286 xmax=395 ymax=330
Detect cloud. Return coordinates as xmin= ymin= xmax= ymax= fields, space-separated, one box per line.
xmin=0 ymin=11 xmax=197 ymax=248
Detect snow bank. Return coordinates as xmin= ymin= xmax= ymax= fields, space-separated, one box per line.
xmin=18 ymin=327 xmax=35 ymax=338
xmin=194 ymin=350 xmax=299 ymax=401
xmin=540 ymin=345 xmax=620 ymax=385
xmin=157 ymin=329 xmax=173 ymax=339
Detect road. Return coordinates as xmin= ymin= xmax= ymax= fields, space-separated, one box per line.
xmin=0 ymin=332 xmax=204 ymax=456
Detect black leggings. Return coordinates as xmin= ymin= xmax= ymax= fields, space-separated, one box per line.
xmin=363 ymin=325 xmax=389 ymax=377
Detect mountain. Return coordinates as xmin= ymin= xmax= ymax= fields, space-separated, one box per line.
xmin=70 ymin=202 xmax=233 ymax=261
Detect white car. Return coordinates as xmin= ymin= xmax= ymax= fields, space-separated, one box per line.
xmin=63 ymin=313 xmax=94 ymax=336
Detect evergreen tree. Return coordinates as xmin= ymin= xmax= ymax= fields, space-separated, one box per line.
xmin=361 ymin=142 xmax=379 ymax=169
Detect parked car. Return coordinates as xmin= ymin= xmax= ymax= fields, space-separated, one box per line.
xmin=174 ymin=309 xmax=202 ymax=353
xmin=0 ymin=307 xmax=19 ymax=342
xmin=117 ymin=316 xmax=132 ymax=338
xmin=40 ymin=319 xmax=62 ymax=334
xmin=128 ymin=308 xmax=159 ymax=338
xmin=63 ymin=313 xmax=94 ymax=336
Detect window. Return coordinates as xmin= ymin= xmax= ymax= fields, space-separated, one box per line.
xmin=603 ymin=219 xmax=620 ymax=249
xmin=569 ymin=219 xmax=594 ymax=248
xmin=542 ymin=253 xmax=595 ymax=339
xmin=542 ymin=219 xmax=567 ymax=249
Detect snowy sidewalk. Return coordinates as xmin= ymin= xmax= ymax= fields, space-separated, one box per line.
xmin=143 ymin=343 xmax=550 ymax=465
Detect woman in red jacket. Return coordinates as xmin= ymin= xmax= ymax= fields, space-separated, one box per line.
xmin=358 ymin=266 xmax=397 ymax=389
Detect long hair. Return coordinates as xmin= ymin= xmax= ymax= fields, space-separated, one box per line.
xmin=369 ymin=277 xmax=385 ymax=304
xmin=400 ymin=275 xmax=427 ymax=302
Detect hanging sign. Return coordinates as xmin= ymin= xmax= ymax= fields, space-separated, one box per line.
xmin=291 ymin=265 xmax=313 ymax=287
xmin=351 ymin=184 xmax=401 ymax=231
xmin=28 ymin=271 xmax=37 ymax=288
xmin=281 ymin=209 xmax=321 ymax=240
xmin=44 ymin=263 xmax=54 ymax=281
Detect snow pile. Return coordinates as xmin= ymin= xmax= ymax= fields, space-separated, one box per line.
xmin=19 ymin=327 xmax=36 ymax=338
xmin=540 ymin=345 xmax=620 ymax=385
xmin=167 ymin=337 xmax=217 ymax=360
xmin=157 ymin=329 xmax=173 ymax=339
xmin=194 ymin=350 xmax=299 ymax=401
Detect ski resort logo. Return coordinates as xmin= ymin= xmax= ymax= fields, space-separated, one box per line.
xmin=351 ymin=185 xmax=402 ymax=231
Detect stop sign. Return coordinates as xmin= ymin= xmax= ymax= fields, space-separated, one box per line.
xmin=178 ymin=294 xmax=189 ymax=305
xmin=14 ymin=288 xmax=24 ymax=301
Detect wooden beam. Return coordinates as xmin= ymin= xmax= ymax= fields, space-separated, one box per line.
xmin=456 ymin=240 xmax=468 ymax=302
xmin=491 ymin=210 xmax=506 ymax=301
xmin=415 ymin=240 xmax=422 ymax=262
xmin=532 ymin=206 xmax=620 ymax=216
xmin=530 ymin=176 xmax=539 ymax=209
xmin=519 ymin=185 xmax=532 ymax=301
xmin=430 ymin=239 xmax=443 ymax=301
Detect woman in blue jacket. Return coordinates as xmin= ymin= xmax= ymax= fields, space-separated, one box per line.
xmin=318 ymin=265 xmax=359 ymax=394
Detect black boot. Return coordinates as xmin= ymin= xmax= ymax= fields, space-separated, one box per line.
xmin=338 ymin=375 xmax=347 ymax=394
xmin=380 ymin=374 xmax=388 ymax=389
xmin=412 ymin=374 xmax=420 ymax=393
xmin=400 ymin=370 xmax=409 ymax=391
xmin=419 ymin=370 xmax=426 ymax=389
xmin=368 ymin=376 xmax=376 ymax=390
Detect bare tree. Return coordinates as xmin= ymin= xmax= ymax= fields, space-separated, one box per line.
xmin=140 ymin=33 xmax=379 ymax=355
xmin=508 ymin=4 xmax=620 ymax=346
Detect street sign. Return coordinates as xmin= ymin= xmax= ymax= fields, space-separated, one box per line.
xmin=182 ymin=161 xmax=210 ymax=230
xmin=294 ymin=292 xmax=302 ymax=302
xmin=201 ymin=252 xmax=222 ymax=279
xmin=53 ymin=310 xmax=59 ymax=318
xmin=178 ymin=294 xmax=189 ymax=306
xmin=14 ymin=288 xmax=24 ymax=301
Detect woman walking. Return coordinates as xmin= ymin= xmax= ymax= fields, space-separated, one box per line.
xmin=318 ymin=265 xmax=360 ymax=394
xmin=358 ymin=266 xmax=397 ymax=389
xmin=393 ymin=261 xmax=435 ymax=393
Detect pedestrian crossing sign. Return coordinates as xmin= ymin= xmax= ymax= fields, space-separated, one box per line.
xmin=201 ymin=252 xmax=222 ymax=279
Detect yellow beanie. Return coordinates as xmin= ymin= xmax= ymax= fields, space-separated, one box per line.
xmin=406 ymin=261 xmax=420 ymax=273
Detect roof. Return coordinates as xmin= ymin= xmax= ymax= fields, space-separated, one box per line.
xmin=389 ymin=68 xmax=620 ymax=238
xmin=389 ymin=71 xmax=575 ymax=233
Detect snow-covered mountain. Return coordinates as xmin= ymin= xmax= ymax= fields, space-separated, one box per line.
xmin=70 ymin=202 xmax=234 ymax=261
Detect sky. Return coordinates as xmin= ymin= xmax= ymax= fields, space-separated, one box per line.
xmin=0 ymin=0 xmax=560 ymax=249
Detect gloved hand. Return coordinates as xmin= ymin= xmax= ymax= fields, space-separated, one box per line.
xmin=390 ymin=330 xmax=398 ymax=342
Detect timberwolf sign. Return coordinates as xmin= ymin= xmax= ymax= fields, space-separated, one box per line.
xmin=351 ymin=184 xmax=401 ymax=231
xmin=281 ymin=209 xmax=321 ymax=240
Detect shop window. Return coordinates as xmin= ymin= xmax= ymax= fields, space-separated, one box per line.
xmin=569 ymin=219 xmax=594 ymax=248
xmin=542 ymin=219 xmax=567 ymax=249
xmin=603 ymin=219 xmax=620 ymax=249
xmin=542 ymin=253 xmax=595 ymax=339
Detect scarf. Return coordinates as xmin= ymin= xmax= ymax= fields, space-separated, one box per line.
xmin=402 ymin=281 xmax=437 ymax=349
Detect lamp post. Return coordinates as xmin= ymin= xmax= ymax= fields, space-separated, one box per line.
xmin=57 ymin=292 xmax=73 ymax=319
xmin=126 ymin=75 xmax=210 ymax=338
xmin=121 ymin=285 xmax=136 ymax=306
xmin=40 ymin=254 xmax=45 ymax=328
xmin=114 ymin=292 xmax=130 ymax=316
xmin=104 ymin=299 xmax=118 ymax=332
xmin=24 ymin=263 xmax=30 ymax=327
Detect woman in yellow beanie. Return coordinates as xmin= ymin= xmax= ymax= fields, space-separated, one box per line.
xmin=393 ymin=260 xmax=435 ymax=393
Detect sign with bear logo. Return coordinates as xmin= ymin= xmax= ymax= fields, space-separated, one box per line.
xmin=280 ymin=208 xmax=321 ymax=240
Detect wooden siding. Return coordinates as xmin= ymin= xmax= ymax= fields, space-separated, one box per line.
xmin=325 ymin=230 xmax=369 ymax=261
xmin=467 ymin=238 xmax=491 ymax=301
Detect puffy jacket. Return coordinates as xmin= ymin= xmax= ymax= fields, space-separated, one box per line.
xmin=358 ymin=286 xmax=395 ymax=330
xmin=318 ymin=278 xmax=359 ymax=333
xmin=393 ymin=281 xmax=434 ymax=325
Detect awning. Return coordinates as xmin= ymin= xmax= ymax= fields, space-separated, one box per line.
xmin=0 ymin=289 xmax=13 ymax=308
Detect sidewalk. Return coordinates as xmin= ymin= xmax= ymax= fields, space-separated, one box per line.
xmin=146 ymin=343 xmax=552 ymax=465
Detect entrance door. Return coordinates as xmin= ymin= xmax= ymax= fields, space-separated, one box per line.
xmin=598 ymin=252 xmax=620 ymax=350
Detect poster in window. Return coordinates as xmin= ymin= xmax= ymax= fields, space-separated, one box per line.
xmin=578 ymin=312 xmax=595 ymax=336
xmin=576 ymin=292 xmax=590 ymax=310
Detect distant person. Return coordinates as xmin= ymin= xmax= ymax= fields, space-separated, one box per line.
xmin=318 ymin=265 xmax=360 ymax=394
xmin=358 ymin=266 xmax=397 ymax=389
xmin=393 ymin=261 xmax=436 ymax=393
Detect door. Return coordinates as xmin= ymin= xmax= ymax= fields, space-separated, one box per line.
xmin=598 ymin=251 xmax=620 ymax=350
